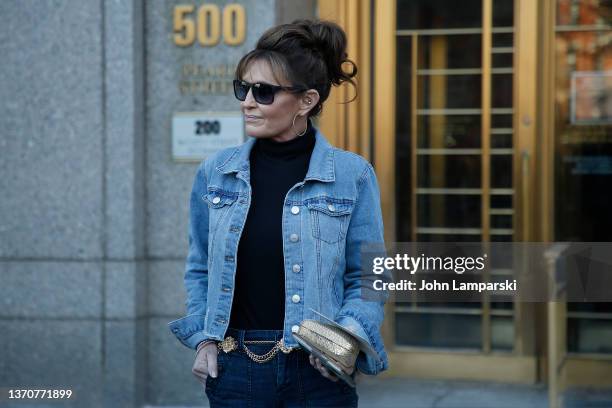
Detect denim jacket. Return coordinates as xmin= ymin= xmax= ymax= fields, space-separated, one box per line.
xmin=168 ymin=126 xmax=389 ymax=375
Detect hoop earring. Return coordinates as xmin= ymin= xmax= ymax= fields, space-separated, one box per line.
xmin=292 ymin=114 xmax=307 ymax=137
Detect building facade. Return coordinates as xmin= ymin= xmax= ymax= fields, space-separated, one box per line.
xmin=1 ymin=0 xmax=610 ymax=407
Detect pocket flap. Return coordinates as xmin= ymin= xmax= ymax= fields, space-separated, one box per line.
xmin=202 ymin=190 xmax=238 ymax=208
xmin=305 ymin=198 xmax=354 ymax=216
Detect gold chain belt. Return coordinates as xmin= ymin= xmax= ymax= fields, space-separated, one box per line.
xmin=217 ymin=336 xmax=298 ymax=363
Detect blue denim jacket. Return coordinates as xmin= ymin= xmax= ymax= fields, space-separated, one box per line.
xmin=168 ymin=126 xmax=389 ymax=375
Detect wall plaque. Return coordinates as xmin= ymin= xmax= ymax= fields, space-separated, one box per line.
xmin=172 ymin=111 xmax=245 ymax=161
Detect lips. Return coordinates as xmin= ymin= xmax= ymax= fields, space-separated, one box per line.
xmin=245 ymin=115 xmax=262 ymax=122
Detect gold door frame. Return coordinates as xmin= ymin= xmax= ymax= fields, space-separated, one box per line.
xmin=372 ymin=0 xmax=537 ymax=382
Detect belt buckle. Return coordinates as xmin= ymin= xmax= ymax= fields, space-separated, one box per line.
xmin=218 ymin=336 xmax=238 ymax=353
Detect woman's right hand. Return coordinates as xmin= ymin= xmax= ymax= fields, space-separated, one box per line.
xmin=192 ymin=342 xmax=219 ymax=388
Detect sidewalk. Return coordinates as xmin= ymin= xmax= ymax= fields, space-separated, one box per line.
xmin=357 ymin=376 xmax=548 ymax=407
xmin=146 ymin=376 xmax=612 ymax=408
xmin=357 ymin=377 xmax=612 ymax=407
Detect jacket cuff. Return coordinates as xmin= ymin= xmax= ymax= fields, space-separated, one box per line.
xmin=168 ymin=314 xmax=214 ymax=350
xmin=335 ymin=314 xmax=369 ymax=341
xmin=335 ymin=313 xmax=388 ymax=375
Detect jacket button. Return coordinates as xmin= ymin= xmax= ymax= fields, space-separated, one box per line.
xmin=291 ymin=325 xmax=300 ymax=333
xmin=291 ymin=205 xmax=300 ymax=215
xmin=292 ymin=264 xmax=301 ymax=273
xmin=212 ymin=196 xmax=221 ymax=204
xmin=290 ymin=233 xmax=299 ymax=242
xmin=291 ymin=294 xmax=300 ymax=303
xmin=327 ymin=204 xmax=335 ymax=212
xmin=222 ymin=286 xmax=231 ymax=292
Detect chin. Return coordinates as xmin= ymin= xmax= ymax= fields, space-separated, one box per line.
xmin=245 ymin=123 xmax=271 ymax=138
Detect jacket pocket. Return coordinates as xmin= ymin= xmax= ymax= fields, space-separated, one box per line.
xmin=306 ymin=197 xmax=354 ymax=244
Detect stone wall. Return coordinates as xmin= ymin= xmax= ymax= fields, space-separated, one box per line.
xmin=0 ymin=0 xmax=315 ymax=406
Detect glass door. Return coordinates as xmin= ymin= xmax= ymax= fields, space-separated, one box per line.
xmin=552 ymin=0 xmax=612 ymax=356
xmin=394 ymin=0 xmax=517 ymax=352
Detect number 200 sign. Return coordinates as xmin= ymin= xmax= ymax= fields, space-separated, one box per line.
xmin=173 ymin=4 xmax=246 ymax=47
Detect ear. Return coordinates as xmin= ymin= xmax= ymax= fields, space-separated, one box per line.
xmin=297 ymin=89 xmax=320 ymax=115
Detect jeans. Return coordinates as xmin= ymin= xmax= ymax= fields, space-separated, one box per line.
xmin=205 ymin=327 xmax=359 ymax=407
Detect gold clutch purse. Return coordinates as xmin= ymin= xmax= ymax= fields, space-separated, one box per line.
xmin=293 ymin=319 xmax=359 ymax=386
xmin=293 ymin=309 xmax=377 ymax=387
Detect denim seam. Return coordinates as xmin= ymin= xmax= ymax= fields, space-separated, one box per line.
xmin=310 ymin=206 xmax=319 ymax=240
xmin=297 ymin=351 xmax=306 ymax=407
xmin=356 ymin=163 xmax=371 ymax=194
xmin=315 ymin=219 xmax=322 ymax=313
xmin=330 ymin=241 xmax=342 ymax=309
xmin=304 ymin=196 xmax=356 ymax=205
xmin=207 ymin=204 xmax=230 ymax=279
xmin=247 ymin=355 xmax=252 ymax=408
xmin=297 ymin=188 xmax=305 ymax=328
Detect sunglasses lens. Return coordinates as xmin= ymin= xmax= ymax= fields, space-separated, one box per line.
xmin=233 ymin=80 xmax=248 ymax=101
xmin=253 ymin=84 xmax=275 ymax=105
xmin=234 ymin=81 xmax=279 ymax=104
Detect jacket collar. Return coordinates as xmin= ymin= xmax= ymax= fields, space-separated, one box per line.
xmin=215 ymin=125 xmax=335 ymax=183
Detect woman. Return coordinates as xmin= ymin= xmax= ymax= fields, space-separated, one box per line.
xmin=169 ymin=19 xmax=388 ymax=407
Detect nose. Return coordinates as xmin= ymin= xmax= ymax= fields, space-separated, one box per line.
xmin=240 ymin=86 xmax=257 ymax=109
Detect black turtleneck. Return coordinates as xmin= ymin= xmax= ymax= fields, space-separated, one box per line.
xmin=229 ymin=119 xmax=316 ymax=329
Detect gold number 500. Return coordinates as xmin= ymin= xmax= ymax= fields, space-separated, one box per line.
xmin=173 ymin=4 xmax=246 ymax=47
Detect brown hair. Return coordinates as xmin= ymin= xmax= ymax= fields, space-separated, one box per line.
xmin=235 ymin=19 xmax=358 ymax=118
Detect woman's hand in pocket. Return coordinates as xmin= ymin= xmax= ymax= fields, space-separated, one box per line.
xmin=192 ymin=341 xmax=219 ymax=388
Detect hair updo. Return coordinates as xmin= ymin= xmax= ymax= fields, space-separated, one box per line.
xmin=234 ymin=19 xmax=358 ymax=118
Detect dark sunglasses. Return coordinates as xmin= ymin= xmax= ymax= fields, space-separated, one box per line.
xmin=233 ymin=79 xmax=306 ymax=105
